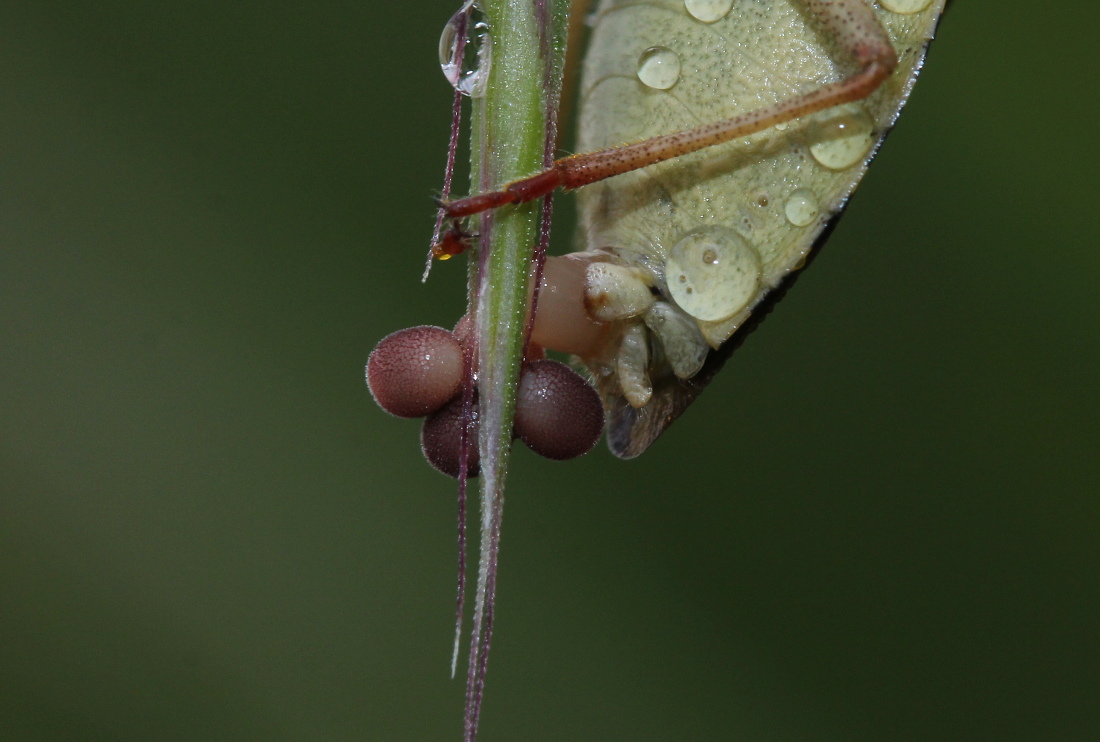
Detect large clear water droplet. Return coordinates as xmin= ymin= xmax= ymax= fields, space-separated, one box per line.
xmin=666 ymin=227 xmax=761 ymax=322
xmin=684 ymin=0 xmax=733 ymax=23
xmin=809 ymin=104 xmax=875 ymax=170
xmin=439 ymin=4 xmax=492 ymax=98
xmin=636 ymin=47 xmax=681 ymax=90
xmin=881 ymin=0 xmax=933 ymax=13
xmin=784 ymin=188 xmax=820 ymax=227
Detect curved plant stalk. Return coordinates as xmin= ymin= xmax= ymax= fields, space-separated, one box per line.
xmin=461 ymin=1 xmax=567 ymax=739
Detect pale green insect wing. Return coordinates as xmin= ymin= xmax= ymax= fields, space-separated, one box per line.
xmin=575 ymin=0 xmax=946 ymax=458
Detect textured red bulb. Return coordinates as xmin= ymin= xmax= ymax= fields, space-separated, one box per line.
xmin=366 ymin=326 xmax=464 ymax=418
xmin=421 ymin=394 xmax=480 ymax=478
xmin=514 ymin=359 xmax=604 ymax=461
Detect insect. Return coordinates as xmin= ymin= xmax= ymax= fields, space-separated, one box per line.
xmin=408 ymin=0 xmax=948 ymax=460
xmin=368 ymin=1 xmax=947 ymax=738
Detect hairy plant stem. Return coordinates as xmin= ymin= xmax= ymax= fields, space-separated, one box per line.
xmin=461 ymin=1 xmax=567 ymax=740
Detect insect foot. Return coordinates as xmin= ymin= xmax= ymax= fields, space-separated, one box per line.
xmin=431 ymin=223 xmax=477 ymax=261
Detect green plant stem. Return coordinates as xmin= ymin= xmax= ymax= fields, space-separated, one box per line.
xmin=463 ymin=1 xmax=567 ymax=739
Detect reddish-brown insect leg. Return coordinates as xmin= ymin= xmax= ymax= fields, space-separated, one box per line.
xmin=445 ymin=0 xmax=899 ymax=214
xmin=554 ymin=0 xmax=899 ymax=189
xmin=444 ymin=169 xmax=564 ymax=218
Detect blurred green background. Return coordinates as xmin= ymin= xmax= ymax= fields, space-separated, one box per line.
xmin=2 ymin=2 xmax=1097 ymax=740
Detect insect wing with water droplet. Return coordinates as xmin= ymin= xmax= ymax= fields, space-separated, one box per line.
xmin=575 ymin=0 xmax=946 ymax=458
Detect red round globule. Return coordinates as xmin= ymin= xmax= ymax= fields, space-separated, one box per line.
xmin=369 ymin=298 xmax=607 ymax=474
xmin=366 ymin=326 xmax=464 ymax=418
xmin=514 ymin=359 xmax=604 ymax=461
xmin=421 ymin=393 xmax=480 ymax=478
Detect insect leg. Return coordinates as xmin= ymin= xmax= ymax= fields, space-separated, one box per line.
xmin=445 ymin=0 xmax=898 ymax=219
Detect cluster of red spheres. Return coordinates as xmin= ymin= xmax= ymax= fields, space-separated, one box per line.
xmin=366 ymin=323 xmax=604 ymax=478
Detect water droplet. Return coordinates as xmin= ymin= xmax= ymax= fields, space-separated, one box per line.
xmin=439 ymin=5 xmax=492 ymax=98
xmin=637 ymin=47 xmax=681 ymax=90
xmin=684 ymin=0 xmax=733 ymax=23
xmin=774 ymin=121 xmax=789 ymax=132
xmin=809 ymin=104 xmax=875 ymax=170
xmin=666 ymin=227 xmax=761 ymax=322
xmin=784 ymin=188 xmax=820 ymax=227
xmin=880 ymin=0 xmax=933 ymax=13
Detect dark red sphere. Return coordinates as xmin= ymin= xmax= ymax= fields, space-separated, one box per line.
xmin=366 ymin=326 xmax=464 ymax=418
xmin=514 ymin=360 xmax=604 ymax=461
xmin=421 ymin=394 xmax=480 ymax=478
